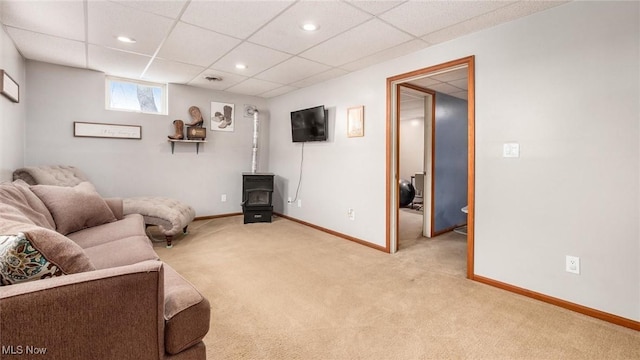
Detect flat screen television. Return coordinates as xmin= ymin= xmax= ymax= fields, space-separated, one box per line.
xmin=291 ymin=105 xmax=327 ymax=142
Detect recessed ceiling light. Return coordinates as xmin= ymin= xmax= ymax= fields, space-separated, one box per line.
xmin=235 ymin=63 xmax=247 ymax=70
xmin=117 ymin=36 xmax=136 ymax=43
xmin=301 ymin=23 xmax=318 ymax=32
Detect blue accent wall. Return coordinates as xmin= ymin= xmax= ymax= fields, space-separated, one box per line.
xmin=433 ymin=92 xmax=468 ymax=233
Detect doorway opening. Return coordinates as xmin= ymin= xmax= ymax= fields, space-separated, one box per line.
xmin=398 ymin=84 xmax=434 ymax=238
xmin=386 ymin=56 xmax=475 ymax=279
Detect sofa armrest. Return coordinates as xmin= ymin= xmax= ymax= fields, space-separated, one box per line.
xmin=104 ymin=197 xmax=124 ymax=219
xmin=0 ymin=260 xmax=165 ymax=360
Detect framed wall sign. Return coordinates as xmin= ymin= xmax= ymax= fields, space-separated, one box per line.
xmin=0 ymin=70 xmax=19 ymax=103
xmin=347 ymin=106 xmax=364 ymax=137
xmin=74 ymin=121 xmax=142 ymax=139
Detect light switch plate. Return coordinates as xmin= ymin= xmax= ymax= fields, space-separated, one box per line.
xmin=503 ymin=143 xmax=520 ymax=158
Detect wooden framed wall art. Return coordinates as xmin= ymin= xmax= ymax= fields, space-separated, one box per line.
xmin=347 ymin=106 xmax=364 ymax=137
xmin=74 ymin=121 xmax=142 ymax=139
xmin=1 ymin=70 xmax=19 ymax=103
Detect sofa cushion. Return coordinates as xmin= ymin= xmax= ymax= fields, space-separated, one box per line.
xmin=82 ymin=235 xmax=159 ymax=270
xmin=12 ymin=179 xmax=56 ymax=229
xmin=31 ymin=182 xmax=117 ymax=235
xmin=163 ymin=264 xmax=210 ymax=354
xmin=0 ymin=227 xmax=95 ymax=286
xmin=67 ymin=214 xmax=145 ymax=249
xmin=0 ymin=181 xmax=54 ymax=229
xmin=0 ymin=203 xmax=36 ymax=226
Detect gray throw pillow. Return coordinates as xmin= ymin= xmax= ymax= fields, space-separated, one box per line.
xmin=31 ymin=182 xmax=117 ymax=235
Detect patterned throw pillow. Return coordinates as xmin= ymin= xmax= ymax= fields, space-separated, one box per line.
xmin=0 ymin=232 xmax=63 ymax=286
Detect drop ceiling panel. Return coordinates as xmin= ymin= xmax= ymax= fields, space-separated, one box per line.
xmin=225 ymin=78 xmax=283 ymax=97
xmin=248 ymin=0 xmax=372 ymax=54
xmin=0 ymin=0 xmax=567 ymax=99
xmin=260 ymin=85 xmax=298 ymax=98
xmin=301 ymin=19 xmax=413 ymax=67
xmin=87 ymin=1 xmax=174 ymax=56
xmin=422 ymin=1 xmax=567 ymax=44
xmin=210 ymin=42 xmax=291 ymax=77
xmin=428 ymin=82 xmax=464 ymax=94
xmin=143 ymin=58 xmax=205 ymax=84
xmin=451 ymin=91 xmax=468 ymax=100
xmin=88 ymin=45 xmax=151 ymax=80
xmin=448 ymin=78 xmax=468 ymax=90
xmin=110 ymin=0 xmax=188 ymax=19
xmin=347 ymin=1 xmax=405 ymax=15
xmin=430 ymin=67 xmax=468 ymax=83
xmin=188 ymin=70 xmax=248 ymax=91
xmin=157 ymin=22 xmax=241 ymax=67
xmin=5 ymin=27 xmax=86 ymax=68
xmin=379 ymin=1 xmax=510 ymax=37
xmin=408 ymin=77 xmax=442 ymax=89
xmin=181 ymin=1 xmax=294 ymax=40
xmin=0 ymin=0 xmax=85 ymax=41
xmin=400 ymin=91 xmax=424 ymax=103
xmin=340 ymin=39 xmax=429 ymax=72
xmin=255 ymin=57 xmax=330 ymax=85
xmin=290 ymin=68 xmax=348 ymax=88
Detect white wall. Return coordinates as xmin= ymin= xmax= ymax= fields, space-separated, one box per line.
xmin=25 ymin=61 xmax=269 ymax=216
xmin=399 ymin=99 xmax=424 ymax=183
xmin=0 ymin=27 xmax=26 ymax=181
xmin=268 ymin=78 xmax=387 ymax=245
xmin=268 ymin=1 xmax=639 ymax=321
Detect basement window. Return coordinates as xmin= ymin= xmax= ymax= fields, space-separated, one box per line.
xmin=106 ymin=76 xmax=167 ymax=115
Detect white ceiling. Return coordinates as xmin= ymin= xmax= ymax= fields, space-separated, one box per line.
xmin=0 ymin=0 xmax=567 ymax=98
xmin=408 ymin=66 xmax=468 ymax=99
xmin=400 ymin=66 xmax=468 ymax=120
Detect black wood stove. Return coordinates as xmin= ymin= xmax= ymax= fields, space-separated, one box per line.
xmin=242 ymin=172 xmax=274 ymax=224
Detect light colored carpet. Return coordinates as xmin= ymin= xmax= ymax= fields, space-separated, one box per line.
xmin=152 ymin=213 xmax=639 ymax=360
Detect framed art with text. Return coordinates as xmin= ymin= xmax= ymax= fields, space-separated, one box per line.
xmin=74 ymin=122 xmax=142 ymax=140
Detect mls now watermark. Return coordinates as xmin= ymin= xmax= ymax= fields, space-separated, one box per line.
xmin=2 ymin=345 xmax=48 ymax=356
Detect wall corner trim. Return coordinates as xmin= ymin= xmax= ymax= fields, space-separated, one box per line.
xmin=274 ymin=213 xmax=388 ymax=253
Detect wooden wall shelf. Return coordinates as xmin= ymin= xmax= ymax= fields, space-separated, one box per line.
xmin=168 ymin=139 xmax=207 ymax=154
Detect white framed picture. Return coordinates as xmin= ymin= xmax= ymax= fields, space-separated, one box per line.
xmin=211 ymin=102 xmax=234 ymax=132
xmin=347 ymin=105 xmax=364 ymax=137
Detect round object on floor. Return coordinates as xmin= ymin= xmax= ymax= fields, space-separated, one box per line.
xmin=399 ymin=179 xmax=415 ymax=207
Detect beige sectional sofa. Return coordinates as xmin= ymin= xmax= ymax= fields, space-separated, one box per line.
xmin=0 ymin=179 xmax=209 ymax=359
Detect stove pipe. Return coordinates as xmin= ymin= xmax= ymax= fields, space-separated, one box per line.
xmin=250 ymin=108 xmax=259 ymax=173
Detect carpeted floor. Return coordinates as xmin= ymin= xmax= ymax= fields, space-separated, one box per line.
xmin=152 ymin=213 xmax=639 ymax=360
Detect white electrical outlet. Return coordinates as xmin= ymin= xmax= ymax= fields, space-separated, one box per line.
xmin=221 ymin=194 xmax=227 ymax=202
xmin=348 ymin=208 xmax=355 ymax=221
xmin=297 ymin=199 xmax=302 ymax=207
xmin=566 ymin=255 xmax=580 ymax=274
